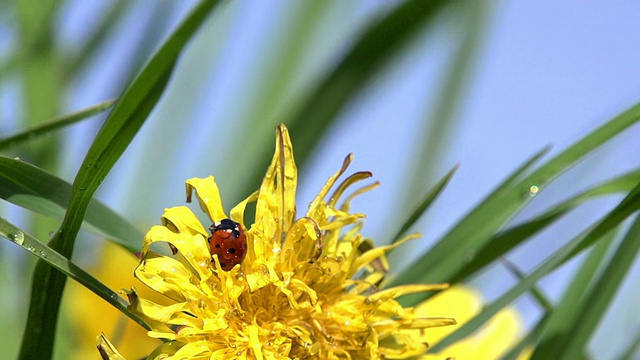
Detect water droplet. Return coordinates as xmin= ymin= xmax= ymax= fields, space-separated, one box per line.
xmin=7 ymin=232 xmax=24 ymax=245
xmin=48 ymin=232 xmax=55 ymax=238
xmin=528 ymin=185 xmax=539 ymax=197
xmin=27 ymin=245 xmax=35 ymax=252
xmin=259 ymin=264 xmax=269 ymax=275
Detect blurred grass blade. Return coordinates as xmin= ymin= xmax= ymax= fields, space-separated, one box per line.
xmin=386 ymin=145 xmax=550 ymax=286
xmin=452 ymin=168 xmax=640 ymax=283
xmin=388 ymin=101 xmax=640 ymax=289
xmin=400 ymin=0 xmax=488 ymax=217
xmin=501 ymin=314 xmax=550 ymax=360
xmin=501 ymin=258 xmax=552 ymax=312
xmin=428 ymin=181 xmax=640 ymax=353
xmin=534 ymin=215 xmax=640 ymax=360
xmin=620 ymin=330 xmax=640 ymax=360
xmin=530 ymin=227 xmax=617 ymax=359
xmin=0 ymin=100 xmax=115 ymax=151
xmin=19 ymin=2 xmax=220 ymax=359
xmin=0 ymin=157 xmax=141 ymax=251
xmin=245 ymin=0 xmax=451 ymax=193
xmin=391 ymin=164 xmax=459 ymax=243
xmin=63 ymin=2 xmax=132 ymax=79
xmin=0 ymin=217 xmax=148 ymax=331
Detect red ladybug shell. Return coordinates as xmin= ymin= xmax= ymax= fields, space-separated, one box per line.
xmin=208 ymin=219 xmax=247 ymax=271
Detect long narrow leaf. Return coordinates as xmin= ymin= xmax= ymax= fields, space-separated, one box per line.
xmin=391 ymin=164 xmax=459 ymax=243
xmin=0 ymin=217 xmax=148 ymax=331
xmin=0 ymin=100 xmax=115 ymax=151
xmin=530 ymin=226 xmax=617 ymax=359
xmin=244 ymin=0 xmax=452 ymax=195
xmin=0 ymin=157 xmax=141 ymax=251
xmin=620 ymin=329 xmax=640 ymax=360
xmin=388 ymin=146 xmax=550 ymax=289
xmin=537 ymin=215 xmax=640 ymax=360
xmin=500 ymin=314 xmax=550 ymax=360
xmin=501 ymin=258 xmax=553 ymax=312
xmin=453 ymin=168 xmax=640 ymax=283
xmin=428 ymin=181 xmax=640 ymax=353
xmin=19 ymin=2 xmax=220 ymax=359
xmin=389 ymin=101 xmax=640 ymax=289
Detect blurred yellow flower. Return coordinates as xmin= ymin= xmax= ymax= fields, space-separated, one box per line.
xmin=111 ymin=124 xmax=456 ymax=359
xmin=421 ymin=286 xmax=525 ymax=359
xmin=65 ymin=241 xmax=163 ymax=359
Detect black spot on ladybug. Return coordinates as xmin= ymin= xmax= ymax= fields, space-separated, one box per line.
xmin=228 ymin=248 xmax=236 ymax=254
xmin=215 ymin=244 xmax=221 ymax=248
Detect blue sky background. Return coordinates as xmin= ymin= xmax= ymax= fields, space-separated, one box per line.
xmin=2 ymin=1 xmax=640 ymax=358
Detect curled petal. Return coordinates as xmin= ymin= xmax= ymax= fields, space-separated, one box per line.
xmin=327 ymin=171 xmax=372 ymax=208
xmin=142 ymin=226 xmax=212 ymax=278
xmin=280 ymin=217 xmax=322 ymax=269
xmin=230 ymin=190 xmax=258 ymax=230
xmin=97 ymin=333 xmax=126 ymax=360
xmin=135 ymin=253 xmax=202 ymax=301
xmin=185 ymin=176 xmax=227 ymax=223
xmin=161 ymin=206 xmax=207 ymax=237
xmin=307 ymin=153 xmax=353 ymax=221
xmin=350 ymin=234 xmax=419 ymax=278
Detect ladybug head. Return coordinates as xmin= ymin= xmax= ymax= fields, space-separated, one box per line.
xmin=210 ymin=218 xmax=241 ymax=238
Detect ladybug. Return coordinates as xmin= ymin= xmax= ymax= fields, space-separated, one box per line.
xmin=208 ymin=218 xmax=247 ymax=271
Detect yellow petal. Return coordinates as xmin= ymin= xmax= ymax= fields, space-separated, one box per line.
xmin=418 ymin=286 xmax=524 ymax=359
xmin=230 ymin=190 xmax=258 ymax=230
xmin=280 ymin=217 xmax=322 ymax=269
xmin=141 ymin=225 xmax=212 ymax=279
xmin=135 ymin=253 xmax=201 ymax=301
xmin=350 ymin=234 xmax=419 ymax=278
xmin=185 ymin=176 xmax=227 ymax=223
xmin=97 ymin=333 xmax=126 ymax=360
xmin=255 ymin=124 xmax=298 ymax=255
xmin=327 ymin=171 xmax=372 ymax=208
xmin=161 ymin=206 xmax=208 ymax=237
xmin=306 ymin=154 xmax=353 ymax=221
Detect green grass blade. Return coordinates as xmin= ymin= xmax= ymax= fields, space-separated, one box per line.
xmin=500 ymin=314 xmax=550 ymax=360
xmin=428 ymin=181 xmax=640 ymax=353
xmin=387 ymin=146 xmax=550 ymax=288
xmin=63 ymin=2 xmax=132 ymax=79
xmin=501 ymin=258 xmax=553 ymax=312
xmin=530 ymin=227 xmax=617 ymax=359
xmin=243 ymin=0 xmax=452 ymax=194
xmin=620 ymin=329 xmax=640 ymax=360
xmin=18 ymin=2 xmax=220 ymax=359
xmin=452 ymin=168 xmax=640 ymax=283
xmin=391 ymin=164 xmax=459 ymax=243
xmin=0 ymin=217 xmax=148 ymax=331
xmin=0 ymin=157 xmax=141 ymax=251
xmin=0 ymin=100 xmax=115 ymax=151
xmin=388 ymin=101 xmax=640 ymax=289
xmin=501 ymin=230 xmax=614 ymax=360
xmin=400 ymin=0 xmax=489 ymax=216
xmin=535 ymin=215 xmax=640 ymax=360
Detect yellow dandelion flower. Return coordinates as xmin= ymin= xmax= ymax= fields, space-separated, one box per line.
xmin=420 ymin=286 xmax=525 ymax=359
xmin=113 ymin=124 xmax=456 ymax=359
